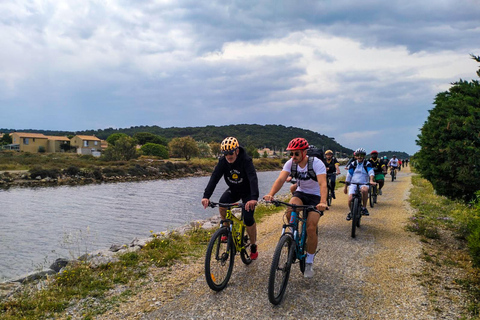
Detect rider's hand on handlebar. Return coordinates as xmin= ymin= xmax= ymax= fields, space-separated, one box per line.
xmin=316 ymin=203 xmax=328 ymax=212
xmin=201 ymin=198 xmax=210 ymax=209
xmin=245 ymin=200 xmax=257 ymax=211
xmin=263 ymin=194 xmax=274 ymax=202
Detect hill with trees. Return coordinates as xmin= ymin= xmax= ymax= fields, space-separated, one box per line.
xmin=1 ymin=124 xmax=354 ymax=156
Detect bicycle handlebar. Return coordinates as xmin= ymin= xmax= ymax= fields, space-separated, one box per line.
xmin=208 ymin=201 xmax=245 ymax=209
xmin=265 ymin=200 xmax=324 ymax=214
xmin=339 ymin=181 xmax=373 ymax=186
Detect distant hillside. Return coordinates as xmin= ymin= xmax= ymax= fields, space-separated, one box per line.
xmin=377 ymin=151 xmax=411 ymax=159
xmin=1 ymin=124 xmax=354 ymax=155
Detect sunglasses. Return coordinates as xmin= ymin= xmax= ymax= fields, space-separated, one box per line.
xmin=289 ymin=151 xmax=302 ymax=157
xmin=222 ymin=149 xmax=236 ymax=156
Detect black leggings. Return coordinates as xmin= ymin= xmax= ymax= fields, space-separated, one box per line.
xmin=219 ymin=190 xmax=256 ymax=226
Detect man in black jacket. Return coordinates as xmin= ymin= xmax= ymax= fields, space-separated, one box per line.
xmin=201 ymin=137 xmax=259 ymax=260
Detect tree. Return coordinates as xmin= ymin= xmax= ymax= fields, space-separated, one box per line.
xmin=262 ymin=151 xmax=268 ymax=158
xmin=245 ymin=145 xmax=260 ymax=159
xmin=168 ymin=136 xmax=199 ymax=160
xmin=0 ymin=133 xmax=12 ymax=145
xmin=140 ymin=143 xmax=169 ymax=159
xmin=209 ymin=141 xmax=221 ymax=157
xmin=416 ymin=55 xmax=480 ymax=201
xmin=106 ymin=133 xmax=129 ymax=146
xmin=133 ymin=132 xmax=168 ymax=146
xmin=197 ymin=141 xmax=212 ymax=158
xmin=102 ymin=136 xmax=139 ymax=161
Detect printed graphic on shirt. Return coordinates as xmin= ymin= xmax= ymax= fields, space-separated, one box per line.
xmin=227 ymin=169 xmax=243 ymax=184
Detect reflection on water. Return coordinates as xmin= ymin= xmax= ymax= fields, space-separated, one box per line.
xmin=0 ymin=171 xmax=294 ymax=280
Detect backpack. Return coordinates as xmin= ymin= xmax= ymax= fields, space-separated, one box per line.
xmin=291 ymin=156 xmax=318 ymax=181
xmin=348 ymin=160 xmax=371 ymax=173
xmin=307 ymin=147 xmax=324 ymax=161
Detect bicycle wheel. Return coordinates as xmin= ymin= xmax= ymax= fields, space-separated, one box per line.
xmin=268 ymin=234 xmax=294 ymax=305
xmin=391 ymin=170 xmax=394 ymax=182
xmin=368 ymin=186 xmax=374 ymax=208
xmin=327 ymin=185 xmax=333 ymax=206
xmin=373 ymin=185 xmax=378 ymax=204
xmin=240 ymin=226 xmax=252 ymax=265
xmin=205 ymin=227 xmax=235 ymax=291
xmin=351 ymin=198 xmax=360 ymax=238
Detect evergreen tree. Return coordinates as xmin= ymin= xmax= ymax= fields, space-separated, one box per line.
xmin=416 ymin=55 xmax=480 ymax=201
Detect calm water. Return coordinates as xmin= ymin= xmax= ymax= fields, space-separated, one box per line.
xmin=0 ymin=171 xmax=294 ymax=281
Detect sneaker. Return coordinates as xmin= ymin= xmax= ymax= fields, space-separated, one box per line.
xmin=379 ymin=189 xmax=382 ymax=195
xmin=221 ymin=235 xmax=228 ymax=243
xmin=304 ymin=263 xmax=314 ymax=278
xmin=346 ymin=212 xmax=352 ymax=221
xmin=361 ymin=207 xmax=369 ymax=216
xmin=250 ymin=244 xmax=258 ymax=260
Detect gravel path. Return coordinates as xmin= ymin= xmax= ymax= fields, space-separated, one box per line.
xmin=127 ymin=167 xmax=436 ymax=320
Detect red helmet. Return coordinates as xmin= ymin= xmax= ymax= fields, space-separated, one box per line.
xmin=286 ymin=138 xmax=309 ymax=151
xmin=370 ymin=150 xmax=378 ymax=154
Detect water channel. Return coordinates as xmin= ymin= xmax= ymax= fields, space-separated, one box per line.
xmin=1 ymin=171 xmax=299 ymax=281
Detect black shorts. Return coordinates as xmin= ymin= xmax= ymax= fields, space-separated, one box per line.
xmin=292 ymin=191 xmax=321 ymax=213
xmin=219 ymin=189 xmax=256 ymax=226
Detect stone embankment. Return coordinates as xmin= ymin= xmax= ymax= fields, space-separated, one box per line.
xmin=0 ymin=161 xmax=214 ymax=189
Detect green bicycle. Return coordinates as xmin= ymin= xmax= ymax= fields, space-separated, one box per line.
xmin=204 ymin=202 xmax=252 ymax=291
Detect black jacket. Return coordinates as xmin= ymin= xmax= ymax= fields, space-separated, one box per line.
xmin=203 ymin=146 xmax=259 ymax=200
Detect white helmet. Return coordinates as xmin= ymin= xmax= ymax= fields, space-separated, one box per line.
xmin=355 ymin=148 xmax=366 ymax=155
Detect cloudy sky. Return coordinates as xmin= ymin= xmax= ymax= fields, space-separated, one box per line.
xmin=1 ymin=1 xmax=479 ymax=155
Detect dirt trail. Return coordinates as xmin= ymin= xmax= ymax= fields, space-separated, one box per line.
xmin=101 ymin=167 xmax=436 ymax=319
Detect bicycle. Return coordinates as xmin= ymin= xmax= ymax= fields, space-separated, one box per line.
xmin=340 ymin=181 xmax=371 ymax=238
xmin=390 ymin=166 xmax=397 ymax=182
xmin=204 ymin=202 xmax=252 ymax=291
xmin=267 ymin=200 xmax=323 ymax=305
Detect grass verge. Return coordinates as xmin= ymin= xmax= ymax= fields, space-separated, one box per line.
xmin=407 ymin=174 xmax=480 ymax=318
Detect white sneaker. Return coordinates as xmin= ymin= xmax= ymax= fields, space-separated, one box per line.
xmin=304 ymin=263 xmax=314 ymax=278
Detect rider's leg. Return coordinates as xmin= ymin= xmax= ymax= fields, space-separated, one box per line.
xmin=290 ymin=183 xmax=297 ymax=195
xmin=219 ymin=207 xmax=228 ymax=227
xmin=246 ymin=224 xmax=256 ymax=245
xmin=361 ymin=186 xmax=369 ymax=207
xmin=306 ymin=211 xmax=320 ymax=255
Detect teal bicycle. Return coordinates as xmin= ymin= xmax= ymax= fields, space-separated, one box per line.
xmin=267 ymin=200 xmax=323 ymax=305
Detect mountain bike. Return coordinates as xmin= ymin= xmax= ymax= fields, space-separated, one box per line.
xmin=267 ymin=200 xmax=323 ymax=305
xmin=390 ymin=166 xmax=397 ymax=181
xmin=204 ymin=202 xmax=252 ymax=291
xmin=340 ymin=181 xmax=371 ymax=238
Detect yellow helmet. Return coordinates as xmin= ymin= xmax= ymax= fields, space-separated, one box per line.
xmin=325 ymin=150 xmax=333 ymax=155
xmin=221 ymin=137 xmax=239 ymax=153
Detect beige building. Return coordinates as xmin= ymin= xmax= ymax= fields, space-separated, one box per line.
xmin=45 ymin=135 xmax=71 ymax=153
xmin=10 ymin=132 xmax=49 ymax=153
xmin=70 ymin=135 xmax=102 ymax=155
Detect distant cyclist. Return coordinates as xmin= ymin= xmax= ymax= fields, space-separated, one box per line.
xmin=388 ymin=155 xmax=399 ymax=174
xmin=323 ymin=150 xmax=341 ymax=199
xmin=343 ymin=148 xmax=375 ymax=220
xmin=368 ymin=150 xmax=386 ymax=195
xmin=201 ymin=137 xmax=259 ymax=260
xmin=264 ymin=137 xmax=328 ymax=278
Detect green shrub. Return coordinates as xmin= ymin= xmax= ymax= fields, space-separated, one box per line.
xmin=102 ymin=167 xmax=126 ymax=177
xmin=65 ymin=166 xmax=80 ymax=176
xmin=128 ymin=164 xmax=148 ymax=176
xmin=140 ymin=143 xmax=169 ymax=159
xmin=38 ymin=146 xmax=46 ymax=153
xmin=29 ymin=167 xmax=60 ymax=179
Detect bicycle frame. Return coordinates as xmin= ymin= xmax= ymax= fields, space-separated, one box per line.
xmin=222 ymin=206 xmax=248 ymax=253
xmin=281 ymin=207 xmax=307 ymax=263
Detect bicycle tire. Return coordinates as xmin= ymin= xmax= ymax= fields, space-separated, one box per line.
xmin=268 ymin=234 xmax=294 ymax=305
xmin=369 ymin=186 xmax=374 ymax=208
xmin=240 ymin=226 xmax=252 ymax=265
xmin=373 ymin=185 xmax=378 ymax=204
xmin=391 ymin=170 xmax=394 ymax=182
xmin=327 ymin=186 xmax=332 ymax=206
xmin=205 ymin=227 xmax=235 ymax=291
xmin=351 ymin=198 xmax=360 ymax=238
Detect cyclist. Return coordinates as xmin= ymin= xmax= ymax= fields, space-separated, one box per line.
xmin=323 ymin=150 xmax=341 ymax=199
xmin=368 ymin=150 xmax=386 ymax=195
xmin=201 ymin=137 xmax=259 ymax=260
xmin=388 ymin=155 xmax=399 ymax=177
xmin=343 ymin=148 xmax=375 ymax=220
xmin=263 ymin=137 xmax=328 ymax=278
